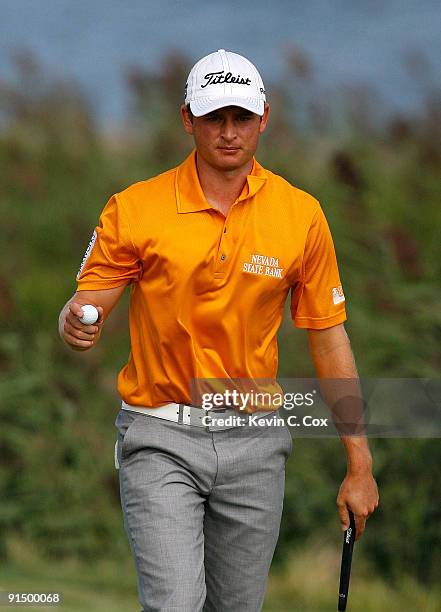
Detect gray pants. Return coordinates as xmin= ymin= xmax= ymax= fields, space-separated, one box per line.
xmin=114 ymin=408 xmax=293 ymax=612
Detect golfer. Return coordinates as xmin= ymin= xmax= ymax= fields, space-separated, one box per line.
xmin=59 ymin=49 xmax=378 ymax=612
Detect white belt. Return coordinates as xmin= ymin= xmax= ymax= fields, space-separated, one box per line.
xmin=121 ymin=400 xmax=274 ymax=430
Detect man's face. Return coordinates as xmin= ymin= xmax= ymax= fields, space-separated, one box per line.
xmin=180 ymin=104 xmax=270 ymax=172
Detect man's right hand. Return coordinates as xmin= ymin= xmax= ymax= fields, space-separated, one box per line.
xmin=59 ymin=286 xmax=127 ymax=351
xmin=59 ymin=300 xmax=104 ymax=351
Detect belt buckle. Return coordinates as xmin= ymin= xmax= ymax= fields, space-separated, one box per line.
xmin=205 ymin=407 xmax=235 ymax=432
xmin=179 ymin=404 xmax=207 ymax=428
xmin=179 ymin=404 xmax=232 ymax=430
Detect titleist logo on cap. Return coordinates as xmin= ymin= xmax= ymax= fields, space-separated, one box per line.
xmin=201 ymin=71 xmax=252 ymax=88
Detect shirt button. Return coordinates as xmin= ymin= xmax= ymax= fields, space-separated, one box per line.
xmin=220 ymin=254 xmax=226 ymax=261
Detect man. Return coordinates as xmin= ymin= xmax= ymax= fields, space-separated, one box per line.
xmin=59 ymin=49 xmax=378 ymax=612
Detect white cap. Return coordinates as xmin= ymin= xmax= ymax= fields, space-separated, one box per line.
xmin=184 ymin=49 xmax=266 ymax=117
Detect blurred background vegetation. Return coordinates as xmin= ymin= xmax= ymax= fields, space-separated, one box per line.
xmin=0 ymin=48 xmax=440 ymax=611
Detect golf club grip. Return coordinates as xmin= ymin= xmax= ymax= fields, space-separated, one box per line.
xmin=338 ymin=509 xmax=356 ymax=611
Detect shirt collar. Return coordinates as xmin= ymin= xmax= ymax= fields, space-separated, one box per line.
xmin=175 ymin=149 xmax=267 ymax=214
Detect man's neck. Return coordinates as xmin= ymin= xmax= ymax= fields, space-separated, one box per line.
xmin=196 ymin=153 xmax=253 ymax=217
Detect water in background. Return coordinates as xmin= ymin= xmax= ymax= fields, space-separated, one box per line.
xmin=1 ymin=0 xmax=440 ymax=126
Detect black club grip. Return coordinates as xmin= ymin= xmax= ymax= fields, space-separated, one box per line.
xmin=338 ymin=509 xmax=356 ymax=611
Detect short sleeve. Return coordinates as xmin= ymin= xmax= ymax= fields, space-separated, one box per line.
xmin=76 ymin=194 xmax=142 ymax=290
xmin=290 ymin=205 xmax=347 ymax=329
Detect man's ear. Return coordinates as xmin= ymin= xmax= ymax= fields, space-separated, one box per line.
xmin=259 ymin=103 xmax=270 ymax=133
xmin=180 ymin=104 xmax=194 ymax=135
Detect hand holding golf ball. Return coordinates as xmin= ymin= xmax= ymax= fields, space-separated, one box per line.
xmin=79 ymin=304 xmax=99 ymax=325
xmin=61 ymin=301 xmax=103 ymax=350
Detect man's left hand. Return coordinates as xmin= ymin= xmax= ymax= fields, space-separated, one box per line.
xmin=336 ymin=469 xmax=379 ymax=540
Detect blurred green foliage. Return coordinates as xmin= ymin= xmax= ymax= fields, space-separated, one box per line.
xmin=0 ymin=50 xmax=440 ymax=594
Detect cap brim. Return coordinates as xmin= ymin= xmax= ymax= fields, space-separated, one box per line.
xmin=189 ymin=96 xmax=264 ymax=117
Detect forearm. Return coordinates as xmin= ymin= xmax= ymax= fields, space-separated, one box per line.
xmin=307 ymin=324 xmax=379 ymax=535
xmin=307 ymin=324 xmax=372 ymax=470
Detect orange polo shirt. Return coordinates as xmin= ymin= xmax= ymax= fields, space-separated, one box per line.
xmin=76 ymin=149 xmax=347 ymax=408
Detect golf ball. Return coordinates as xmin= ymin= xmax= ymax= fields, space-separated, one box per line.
xmin=80 ymin=304 xmax=99 ymax=325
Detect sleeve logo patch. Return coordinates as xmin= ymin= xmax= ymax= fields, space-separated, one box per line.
xmin=332 ymin=285 xmax=345 ymax=305
xmin=76 ymin=230 xmax=97 ymax=279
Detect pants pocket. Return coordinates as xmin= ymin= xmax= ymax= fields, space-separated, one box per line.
xmin=114 ymin=409 xmax=143 ymax=468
